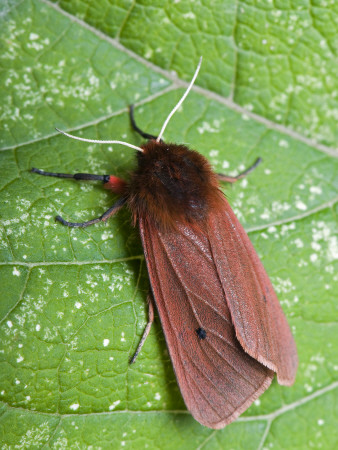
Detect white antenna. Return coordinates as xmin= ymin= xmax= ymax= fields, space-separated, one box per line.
xmin=157 ymin=56 xmax=202 ymax=142
xmin=55 ymin=128 xmax=143 ymax=152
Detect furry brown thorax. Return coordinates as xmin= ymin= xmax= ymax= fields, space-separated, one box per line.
xmin=126 ymin=141 xmax=224 ymax=231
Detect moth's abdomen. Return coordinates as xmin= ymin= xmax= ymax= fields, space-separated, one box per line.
xmin=127 ymin=141 xmax=223 ymax=231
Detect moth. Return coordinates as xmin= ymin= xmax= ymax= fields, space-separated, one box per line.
xmin=32 ymin=58 xmax=298 ymax=429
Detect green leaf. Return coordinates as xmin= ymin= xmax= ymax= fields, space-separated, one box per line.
xmin=0 ymin=1 xmax=337 ymax=448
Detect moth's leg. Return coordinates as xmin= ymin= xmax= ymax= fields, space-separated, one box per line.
xmin=31 ymin=167 xmax=111 ymax=183
xmin=217 ymin=157 xmax=262 ymax=183
xmin=32 ymin=167 xmax=127 ymax=227
xmin=32 ymin=167 xmax=127 ymax=196
xmin=55 ymin=197 xmax=126 ymax=228
xmin=129 ymin=105 xmax=158 ymax=141
xmin=130 ymin=292 xmax=155 ymax=364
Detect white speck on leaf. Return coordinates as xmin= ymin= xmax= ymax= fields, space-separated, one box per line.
xmin=310 ymin=186 xmax=322 ymax=195
xmin=109 ymin=400 xmax=121 ymax=410
xmin=182 ymin=12 xmax=195 ymax=19
xmin=69 ymin=403 xmax=80 ymax=411
xmin=197 ymin=120 xmax=222 ymax=134
xmin=279 ymin=139 xmax=289 ymax=148
xmin=144 ymin=48 xmax=153 ymax=59
xmin=272 ymin=277 xmax=296 ymax=294
xmin=295 ymin=200 xmax=307 ymax=211
xmin=310 ymin=254 xmax=318 ymax=262
xmin=294 ymin=238 xmax=304 ymax=248
xmin=13 ymin=267 xmax=21 ymax=276
xmin=311 ymin=242 xmax=321 ymax=251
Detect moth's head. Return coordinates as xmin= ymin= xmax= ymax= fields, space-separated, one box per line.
xmin=127 ymin=140 xmax=223 ymax=232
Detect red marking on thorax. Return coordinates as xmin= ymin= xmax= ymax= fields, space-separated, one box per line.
xmin=105 ymin=176 xmax=127 ymax=195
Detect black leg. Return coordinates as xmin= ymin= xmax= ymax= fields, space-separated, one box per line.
xmin=130 ymin=292 xmax=155 ymax=364
xmin=31 ymin=167 xmax=110 ymax=183
xmin=217 ymin=157 xmax=262 ymax=183
xmin=129 ymin=105 xmax=158 ymax=141
xmin=55 ymin=197 xmax=126 ymax=228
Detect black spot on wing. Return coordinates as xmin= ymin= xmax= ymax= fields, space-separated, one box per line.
xmin=196 ymin=327 xmax=207 ymax=340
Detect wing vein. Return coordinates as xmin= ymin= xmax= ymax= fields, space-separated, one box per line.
xmin=204 ymin=328 xmax=259 ymax=387
xmin=149 ymin=239 xmax=236 ymax=407
xmin=177 ymin=342 xmax=235 ymax=412
xmin=157 ymin=232 xmax=230 ymax=324
xmin=225 ymin=211 xmax=272 ymax=359
xmin=154 ymin=229 xmax=257 ymax=399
